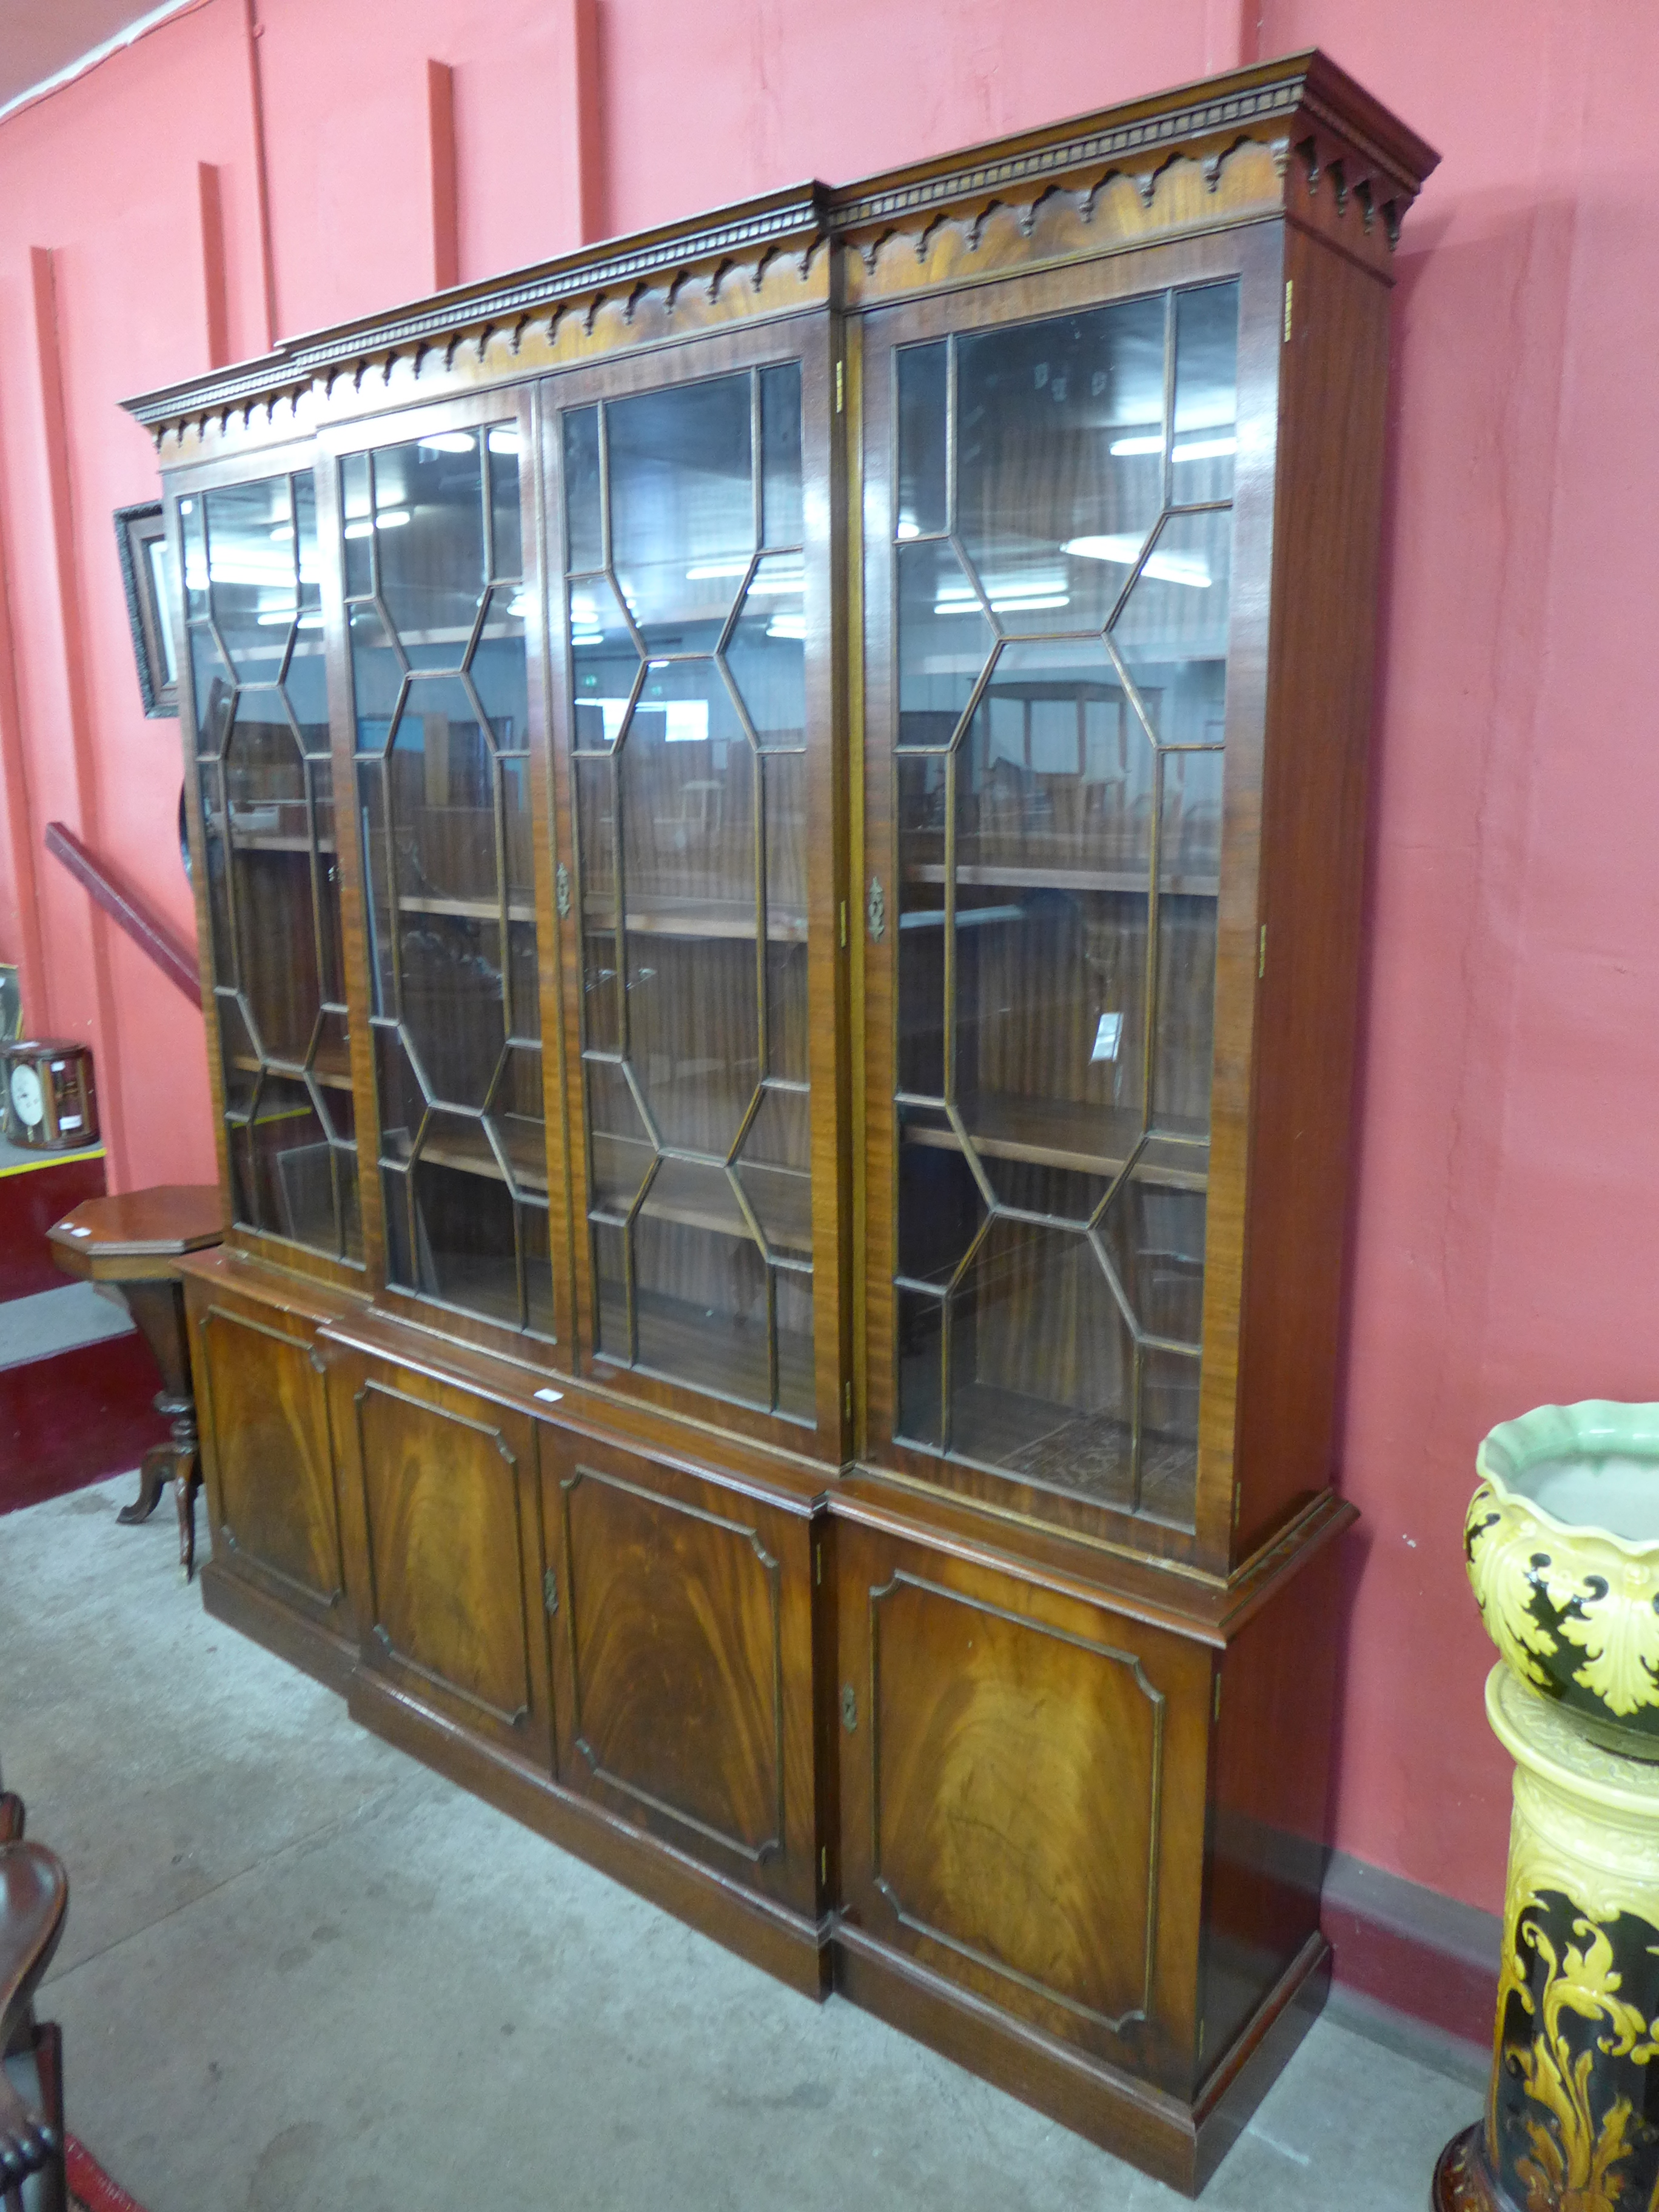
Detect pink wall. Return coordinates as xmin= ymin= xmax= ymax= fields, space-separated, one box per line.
xmin=2 ymin=0 xmax=1651 ymax=1914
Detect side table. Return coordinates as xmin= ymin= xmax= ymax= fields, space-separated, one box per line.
xmin=47 ymin=1186 xmax=223 ymax=1578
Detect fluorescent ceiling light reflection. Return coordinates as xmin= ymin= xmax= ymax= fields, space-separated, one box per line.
xmin=1064 ymin=534 xmax=1211 ymax=587
xmin=896 ymin=518 xmax=921 ymax=540
xmin=685 ymin=561 xmax=750 ymax=581
xmin=419 ymin=432 xmax=475 ymax=455
xmin=1107 ymin=430 xmax=1236 ymax=461
xmin=487 ymin=428 xmax=520 ymax=455
xmin=766 ymin=615 xmax=805 ymax=640
xmin=342 ymin=509 xmax=410 ymax=539
xmin=1173 ymin=435 xmax=1236 ymax=461
xmin=1109 ymin=433 xmax=1164 ymax=457
xmin=935 ymin=584 xmax=1070 ymax=614
xmin=269 ymin=522 xmax=294 ymax=543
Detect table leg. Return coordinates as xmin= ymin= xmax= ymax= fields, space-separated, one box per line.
xmin=172 ymin=1447 xmax=201 ymax=1581
xmin=116 ymin=1453 xmax=170 ymax=1526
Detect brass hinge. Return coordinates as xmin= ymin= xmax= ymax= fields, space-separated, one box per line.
xmin=841 ymin=1683 xmax=857 ymax=1733
xmin=543 ymin=1568 xmax=558 ymax=1616
xmin=1198 ymin=2017 xmax=1207 ymax=2060
xmin=843 ymin=1379 xmax=853 ymax=1422
xmin=839 ymin=899 xmax=847 ymax=950
xmin=1233 ymin=1483 xmax=1242 ymax=1529
xmin=554 ymin=860 xmax=571 ymax=919
xmin=820 ymin=1845 xmax=828 ymax=1885
xmin=1213 ymin=1674 xmax=1222 ymax=1723
xmin=1283 ymin=279 xmax=1293 ymax=344
xmin=1258 ymin=923 xmax=1267 ymax=980
xmin=835 ymin=360 xmax=845 ymax=414
xmin=815 ymin=1541 xmax=822 ymax=1587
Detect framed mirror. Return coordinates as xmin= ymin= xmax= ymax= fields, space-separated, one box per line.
xmin=114 ymin=500 xmax=178 ymax=716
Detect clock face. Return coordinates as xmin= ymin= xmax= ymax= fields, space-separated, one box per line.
xmin=8 ymin=1064 xmax=44 ymax=1128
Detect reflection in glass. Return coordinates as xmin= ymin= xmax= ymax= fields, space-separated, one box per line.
xmin=347 ymin=417 xmax=553 ymax=1336
xmin=186 ymin=465 xmax=355 ymax=1262
xmin=563 ymin=361 xmax=814 ymax=1419
xmin=890 ymin=281 xmax=1238 ymax=1524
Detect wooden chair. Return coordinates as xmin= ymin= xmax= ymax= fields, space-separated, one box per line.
xmin=0 ymin=1791 xmax=67 ymax=2212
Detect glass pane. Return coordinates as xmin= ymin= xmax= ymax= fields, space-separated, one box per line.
xmin=896 ymin=756 xmax=947 ymax=1098
xmin=350 ymin=603 xmax=406 ymax=739
xmin=251 ymin=1076 xmax=333 ymax=1247
xmin=411 ymin=1127 xmax=520 ymax=1325
xmin=955 ymin=635 xmax=1127 ymax=878
xmin=775 ymin=1269 xmax=814 ymax=1422
xmin=1173 ymin=283 xmax=1239 ymax=503
xmin=523 ymin=1200 xmax=555 ymax=1338
xmin=592 ymin=1220 xmax=628 ymax=1361
xmin=897 ymin=1109 xmax=982 ymax=1285
xmin=223 ymin=694 xmax=305 ymax=829
xmin=357 ymin=762 xmax=395 ymax=1015
xmin=956 ymin=298 xmax=1165 ymax=637
xmin=1106 ymin=509 xmax=1232 ymax=745
xmin=563 ymin=406 xmax=603 ymax=573
xmin=179 ymin=495 xmax=209 ymax=623
xmin=508 ymin=919 xmax=540 ymax=1043
xmin=586 ymin=1057 xmax=654 ymax=1215
xmin=203 ymin=478 xmax=297 ymax=683
xmin=198 ymin=762 xmax=235 ymax=979
xmin=896 ymin=342 xmax=948 ymax=541
xmin=625 ymin=933 xmax=757 ymax=1156
xmin=218 ymin=998 xmax=259 ymax=1117
xmin=310 ymin=1009 xmax=354 ymax=1127
xmin=570 ymin=576 xmax=641 ymax=750
xmin=1154 ymin=758 xmax=1219 ymax=1137
xmin=382 ymin=1164 xmax=415 ymax=1287
xmin=341 ymin=454 xmax=374 ymax=597
xmin=502 ymin=754 xmax=533 ymax=910
xmin=390 ymin=679 xmax=497 ymax=907
xmin=948 ymin=1218 xmax=1134 ymax=1497
xmin=634 ymin=1208 xmax=768 ymax=1405
xmin=897 ymin=540 xmax=993 ymax=748
xmin=486 ymin=1041 xmax=546 ymax=1197
xmin=618 ymin=668 xmax=753 ymax=919
xmin=608 ymin=376 xmax=754 ymax=656
xmin=725 ymin=556 xmax=805 ymax=746
xmin=896 ymin=1287 xmax=944 ymax=1448
xmin=235 ymin=851 xmax=321 ymax=1067
xmin=188 ymin=621 xmax=235 ymax=758
xmin=338 ymin=1148 xmax=363 ymax=1264
xmin=374 ymin=1024 xmax=427 ymax=1164
xmin=377 ymin=435 xmax=486 ymax=655
xmin=486 ymin=423 xmax=524 ymax=579
xmin=397 ymin=913 xmax=504 ymax=1110
xmin=735 ymin=1085 xmax=811 ymax=1261
xmin=763 ymin=753 xmax=808 ymax=1081
xmin=760 ymin=362 xmax=803 ymax=548
xmin=472 ymin=583 xmax=529 ymax=745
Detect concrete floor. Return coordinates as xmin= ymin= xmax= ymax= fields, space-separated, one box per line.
xmin=0 ymin=1476 xmax=1478 ymax=2210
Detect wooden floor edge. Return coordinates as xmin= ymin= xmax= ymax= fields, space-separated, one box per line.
xmin=348 ymin=1669 xmax=834 ymax=2002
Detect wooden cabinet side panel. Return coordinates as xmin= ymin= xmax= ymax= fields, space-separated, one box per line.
xmin=834 ymin=1516 xmax=1210 ymax=2088
xmin=188 ymin=1280 xmax=347 ymax=1623
xmin=545 ymin=1433 xmax=820 ymax=1914
xmin=1202 ymin=1540 xmax=1342 ymax=2068
xmin=335 ymin=1356 xmax=554 ymax=1764
xmin=1232 ymin=233 xmax=1394 ymax=1560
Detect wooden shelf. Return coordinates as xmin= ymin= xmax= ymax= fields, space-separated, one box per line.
xmin=397 ymin=894 xmax=535 ymax=923
xmin=906 ymin=862 xmax=1218 ymax=898
xmin=384 ymin=1113 xmax=550 ymax=1195
xmin=582 ymin=896 xmax=807 ymax=943
xmin=222 ymin=832 xmax=339 ymax=856
xmin=590 ymin=1134 xmax=812 ymax=1255
xmin=901 ymin=1093 xmax=1208 ymax=1191
xmin=593 ymin=1282 xmax=816 ymax=1421
xmin=228 ymin=1052 xmax=354 ymax=1094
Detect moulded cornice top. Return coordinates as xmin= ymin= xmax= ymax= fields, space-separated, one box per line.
xmin=122 ymin=47 xmax=1438 ymax=436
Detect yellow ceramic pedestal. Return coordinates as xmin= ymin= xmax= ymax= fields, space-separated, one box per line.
xmin=1433 ymin=1664 xmax=1659 ymax=2210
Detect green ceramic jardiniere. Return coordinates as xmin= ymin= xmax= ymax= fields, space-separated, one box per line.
xmin=1466 ymin=1400 xmax=1659 ymax=1757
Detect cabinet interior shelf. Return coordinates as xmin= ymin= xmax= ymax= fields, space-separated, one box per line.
xmin=582 ymin=897 xmax=808 ymax=943
xmin=396 ymin=894 xmax=535 ymax=923
xmin=905 ymin=863 xmax=1219 ymax=899
xmin=223 ymin=831 xmax=340 ymax=856
xmin=590 ymin=1133 xmax=813 ymax=1255
xmin=902 ymin=1094 xmax=1208 ymax=1192
xmin=384 ymin=1114 xmax=550 ymax=1195
xmin=229 ymin=1051 xmax=354 ymax=1095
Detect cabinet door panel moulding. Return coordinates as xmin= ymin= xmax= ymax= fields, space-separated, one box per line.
xmin=132 ymin=54 xmax=1435 ymax=2195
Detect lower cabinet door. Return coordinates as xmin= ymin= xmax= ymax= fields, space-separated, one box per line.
xmin=835 ymin=1517 xmax=1212 ymax=2091
xmin=540 ymin=1430 xmax=820 ymax=1915
xmin=332 ymin=1356 xmax=554 ymax=1769
xmin=190 ymin=1282 xmax=350 ymax=1636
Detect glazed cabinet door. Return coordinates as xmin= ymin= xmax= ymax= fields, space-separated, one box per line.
xmin=186 ymin=1275 xmax=354 ymax=1657
xmin=321 ymin=389 xmax=569 ymax=1361
xmin=538 ymin=1428 xmax=823 ymax=1917
xmin=543 ymin=315 xmax=849 ymax=1453
xmin=330 ymin=1353 xmax=555 ymax=1768
xmin=172 ymin=444 xmax=364 ymax=1278
xmin=834 ymin=1516 xmax=1212 ymax=2091
xmin=857 ymin=229 xmax=1280 ymax=1567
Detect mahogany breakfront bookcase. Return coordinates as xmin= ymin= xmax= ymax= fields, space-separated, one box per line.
xmin=127 ymin=53 xmax=1433 ymax=2192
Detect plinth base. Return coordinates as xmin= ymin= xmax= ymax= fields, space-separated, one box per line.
xmin=1435 ymin=1666 xmax=1659 ymax=2210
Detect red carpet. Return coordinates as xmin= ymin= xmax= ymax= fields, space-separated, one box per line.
xmin=68 ymin=2133 xmax=150 ymax=2212
xmin=0 ymin=1333 xmax=169 ymax=1513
